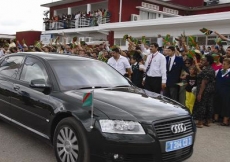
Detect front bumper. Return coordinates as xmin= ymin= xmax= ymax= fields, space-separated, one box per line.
xmin=89 ymin=117 xmax=196 ymax=162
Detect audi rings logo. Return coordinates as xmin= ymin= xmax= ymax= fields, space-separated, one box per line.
xmin=171 ymin=123 xmax=186 ymax=134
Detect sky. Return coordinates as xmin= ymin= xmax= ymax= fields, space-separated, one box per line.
xmin=0 ymin=0 xmax=52 ymax=34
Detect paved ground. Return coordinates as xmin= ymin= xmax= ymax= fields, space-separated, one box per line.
xmin=0 ymin=120 xmax=230 ymax=162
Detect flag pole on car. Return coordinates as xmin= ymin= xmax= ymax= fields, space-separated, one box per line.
xmin=82 ymin=89 xmax=94 ymax=129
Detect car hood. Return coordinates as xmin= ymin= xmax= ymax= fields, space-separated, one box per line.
xmin=65 ymin=87 xmax=189 ymax=124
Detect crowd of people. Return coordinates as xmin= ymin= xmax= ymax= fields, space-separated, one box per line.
xmin=43 ymin=9 xmax=111 ymax=30
xmin=0 ymin=30 xmax=230 ymax=128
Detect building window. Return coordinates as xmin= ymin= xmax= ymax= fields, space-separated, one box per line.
xmin=163 ymin=15 xmax=169 ymax=18
xmin=140 ymin=11 xmax=157 ymax=20
xmin=114 ymin=38 xmax=126 ymax=46
xmin=140 ymin=11 xmax=148 ymax=20
xmin=207 ymin=35 xmax=216 ymax=45
xmin=197 ymin=36 xmax=206 ymax=45
xmin=149 ymin=13 xmax=156 ymax=19
xmin=207 ymin=39 xmax=216 ymax=45
xmin=150 ymin=37 xmax=157 ymax=43
xmin=220 ymin=35 xmax=229 ymax=46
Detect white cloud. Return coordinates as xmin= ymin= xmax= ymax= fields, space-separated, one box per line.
xmin=0 ymin=0 xmax=50 ymax=34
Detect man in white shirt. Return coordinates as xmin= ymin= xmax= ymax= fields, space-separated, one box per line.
xmin=107 ymin=47 xmax=132 ymax=79
xmin=143 ymin=43 xmax=167 ymax=93
xmin=75 ymin=12 xmax=81 ymax=28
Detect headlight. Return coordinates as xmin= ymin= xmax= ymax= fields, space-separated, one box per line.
xmin=99 ymin=120 xmax=145 ymax=134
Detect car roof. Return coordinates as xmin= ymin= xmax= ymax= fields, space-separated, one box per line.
xmin=9 ymin=52 xmax=94 ymax=61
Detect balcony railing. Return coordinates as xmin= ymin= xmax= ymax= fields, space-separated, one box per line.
xmin=43 ymin=16 xmax=110 ymax=31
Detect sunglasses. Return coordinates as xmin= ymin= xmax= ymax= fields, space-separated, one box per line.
xmin=185 ymin=63 xmax=191 ymax=65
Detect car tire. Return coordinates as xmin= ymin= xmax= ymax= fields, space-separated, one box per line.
xmin=53 ymin=117 xmax=90 ymax=162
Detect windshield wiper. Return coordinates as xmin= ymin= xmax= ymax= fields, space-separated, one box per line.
xmin=77 ymin=86 xmax=109 ymax=90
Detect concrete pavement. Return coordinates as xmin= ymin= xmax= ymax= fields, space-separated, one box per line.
xmin=0 ymin=120 xmax=230 ymax=162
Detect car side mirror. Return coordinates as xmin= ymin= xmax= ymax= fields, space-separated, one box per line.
xmin=30 ymin=79 xmax=51 ymax=95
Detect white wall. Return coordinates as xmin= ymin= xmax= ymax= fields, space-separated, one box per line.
xmin=204 ymin=0 xmax=230 ymax=4
xmin=219 ymin=0 xmax=230 ymax=4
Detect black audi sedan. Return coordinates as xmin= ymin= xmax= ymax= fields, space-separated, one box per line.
xmin=0 ymin=52 xmax=196 ymax=162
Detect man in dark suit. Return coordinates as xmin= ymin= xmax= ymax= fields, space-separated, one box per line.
xmin=164 ymin=46 xmax=183 ymax=101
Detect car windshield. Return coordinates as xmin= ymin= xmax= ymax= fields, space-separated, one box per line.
xmin=49 ymin=60 xmax=130 ymax=91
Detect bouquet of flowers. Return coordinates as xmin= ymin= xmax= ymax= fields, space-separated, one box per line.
xmin=187 ymin=50 xmax=196 ymax=58
xmin=141 ymin=36 xmax=146 ymax=44
xmin=212 ymin=54 xmax=220 ymax=63
xmin=123 ymin=34 xmax=129 ymax=40
xmin=110 ymin=45 xmax=120 ymax=51
xmin=215 ymin=38 xmax=222 ymax=46
xmin=172 ymin=40 xmax=177 ymax=47
xmin=163 ymin=34 xmax=170 ymax=45
xmin=34 ymin=41 xmax=42 ymax=49
xmin=188 ymin=36 xmax=197 ymax=47
xmin=80 ymin=41 xmax=86 ymax=46
xmin=73 ymin=36 xmax=78 ymax=42
xmin=72 ymin=37 xmax=78 ymax=48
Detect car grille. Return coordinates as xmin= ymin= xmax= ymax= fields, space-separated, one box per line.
xmin=162 ymin=146 xmax=192 ymax=162
xmin=105 ymin=154 xmax=157 ymax=162
xmin=153 ymin=117 xmax=193 ymax=140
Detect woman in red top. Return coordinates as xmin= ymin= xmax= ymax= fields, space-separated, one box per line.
xmin=211 ymin=54 xmax=222 ymax=71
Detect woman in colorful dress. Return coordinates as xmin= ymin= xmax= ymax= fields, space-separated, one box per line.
xmin=193 ymin=55 xmax=215 ymax=128
xmin=213 ymin=58 xmax=230 ymax=126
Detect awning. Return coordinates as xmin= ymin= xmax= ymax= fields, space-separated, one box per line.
xmin=99 ymin=11 xmax=230 ymax=31
xmin=41 ymin=0 xmax=83 ymax=8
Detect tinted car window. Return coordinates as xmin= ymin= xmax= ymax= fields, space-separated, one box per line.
xmin=20 ymin=57 xmax=48 ymax=83
xmin=49 ymin=60 xmax=130 ymax=91
xmin=0 ymin=56 xmax=24 ymax=78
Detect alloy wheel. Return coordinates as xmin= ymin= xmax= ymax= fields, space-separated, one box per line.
xmin=56 ymin=126 xmax=79 ymax=162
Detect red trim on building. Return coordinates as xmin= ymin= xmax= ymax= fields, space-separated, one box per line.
xmin=121 ymin=0 xmax=141 ymax=22
xmin=107 ymin=31 xmax=114 ymax=46
xmin=51 ymin=0 xmax=103 ymax=10
xmin=108 ymin=0 xmax=120 ymax=23
xmin=16 ymin=31 xmax=41 ymax=46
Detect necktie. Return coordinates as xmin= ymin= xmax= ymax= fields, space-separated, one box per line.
xmin=168 ymin=57 xmax=171 ymax=71
xmin=143 ymin=54 xmax=154 ymax=78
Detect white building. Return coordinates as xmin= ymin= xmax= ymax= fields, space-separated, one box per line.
xmin=40 ymin=0 xmax=230 ymax=49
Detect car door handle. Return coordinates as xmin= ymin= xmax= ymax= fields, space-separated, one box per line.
xmin=13 ymin=85 xmax=20 ymax=91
